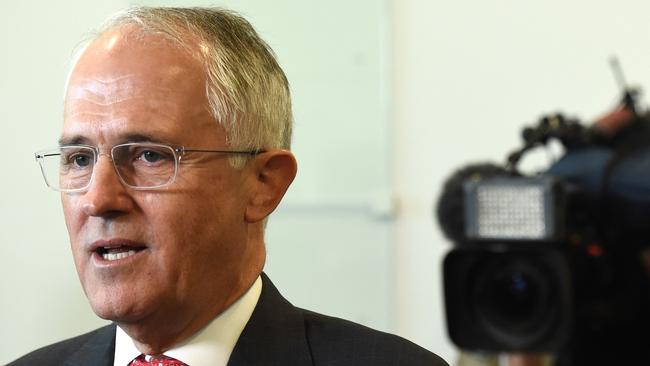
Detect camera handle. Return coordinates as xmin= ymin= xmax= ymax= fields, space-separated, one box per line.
xmin=506 ymin=57 xmax=643 ymax=174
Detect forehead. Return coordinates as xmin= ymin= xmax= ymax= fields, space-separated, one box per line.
xmin=62 ymin=26 xmax=220 ymax=145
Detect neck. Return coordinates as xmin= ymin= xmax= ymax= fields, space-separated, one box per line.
xmin=120 ymin=271 xmax=261 ymax=355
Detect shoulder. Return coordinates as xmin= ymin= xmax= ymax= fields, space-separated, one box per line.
xmin=300 ymin=309 xmax=448 ymax=366
xmin=7 ymin=324 xmax=115 ymax=366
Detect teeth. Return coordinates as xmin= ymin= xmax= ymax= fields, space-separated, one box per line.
xmin=102 ymin=250 xmax=137 ymax=261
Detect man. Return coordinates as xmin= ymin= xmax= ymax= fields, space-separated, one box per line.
xmin=11 ymin=7 xmax=447 ymax=366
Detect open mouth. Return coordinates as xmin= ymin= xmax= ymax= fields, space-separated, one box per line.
xmin=95 ymin=245 xmax=147 ymax=262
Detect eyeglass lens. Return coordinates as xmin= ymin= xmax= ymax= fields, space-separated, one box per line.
xmin=37 ymin=144 xmax=178 ymax=191
xmin=112 ymin=144 xmax=176 ymax=188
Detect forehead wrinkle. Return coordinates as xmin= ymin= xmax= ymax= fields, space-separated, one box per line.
xmin=66 ymin=110 xmax=121 ymax=119
xmin=66 ymin=75 xmax=143 ymax=106
xmin=62 ymin=117 xmax=129 ymax=137
xmin=66 ymin=64 xmax=196 ymax=111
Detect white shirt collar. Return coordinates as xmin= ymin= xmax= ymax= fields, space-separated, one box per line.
xmin=113 ymin=276 xmax=262 ymax=366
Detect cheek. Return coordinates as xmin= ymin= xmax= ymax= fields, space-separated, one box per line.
xmin=62 ymin=198 xmax=88 ymax=261
xmin=148 ymin=195 xmax=222 ymax=248
xmin=145 ymin=189 xmax=243 ymax=265
xmin=61 ymin=195 xmax=83 ymax=239
xmin=139 ymin=192 xmax=212 ymax=250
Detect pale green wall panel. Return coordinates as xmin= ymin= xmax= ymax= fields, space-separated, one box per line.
xmin=129 ymin=0 xmax=397 ymax=331
xmin=0 ymin=2 xmax=129 ymax=363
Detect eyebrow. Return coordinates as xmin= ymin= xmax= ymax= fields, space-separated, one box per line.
xmin=58 ymin=135 xmax=92 ymax=146
xmin=58 ymin=133 xmax=167 ymax=146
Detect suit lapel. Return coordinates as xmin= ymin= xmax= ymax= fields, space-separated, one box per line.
xmin=58 ymin=275 xmax=311 ymax=366
xmin=64 ymin=324 xmax=116 ymax=366
xmin=228 ymin=273 xmax=313 ymax=366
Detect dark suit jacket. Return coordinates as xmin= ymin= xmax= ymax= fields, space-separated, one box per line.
xmin=9 ymin=274 xmax=448 ymax=366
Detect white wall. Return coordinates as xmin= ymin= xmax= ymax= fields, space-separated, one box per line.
xmin=393 ymin=0 xmax=650 ymax=363
xmin=0 ymin=1 xmax=127 ymax=362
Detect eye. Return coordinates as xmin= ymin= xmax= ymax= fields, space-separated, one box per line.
xmin=63 ymin=151 xmax=93 ymax=168
xmin=140 ymin=149 xmax=164 ymax=163
xmin=129 ymin=146 xmax=174 ymax=165
xmin=73 ymin=154 xmax=92 ymax=167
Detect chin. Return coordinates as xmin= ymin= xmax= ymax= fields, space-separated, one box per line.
xmin=87 ymin=292 xmax=144 ymax=323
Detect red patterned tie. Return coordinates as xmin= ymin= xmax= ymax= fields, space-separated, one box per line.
xmin=130 ymin=354 xmax=188 ymax=366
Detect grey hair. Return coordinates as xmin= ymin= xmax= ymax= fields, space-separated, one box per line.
xmin=73 ymin=7 xmax=293 ymax=166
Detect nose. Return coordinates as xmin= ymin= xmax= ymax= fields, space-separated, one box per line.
xmin=80 ymin=155 xmax=135 ymax=218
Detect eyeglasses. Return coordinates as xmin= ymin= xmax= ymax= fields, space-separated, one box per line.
xmin=34 ymin=142 xmax=263 ymax=192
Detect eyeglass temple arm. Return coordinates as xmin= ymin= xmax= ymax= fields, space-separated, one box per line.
xmin=181 ymin=148 xmax=266 ymax=155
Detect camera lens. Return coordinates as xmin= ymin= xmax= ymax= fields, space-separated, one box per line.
xmin=444 ymin=248 xmax=571 ymax=351
xmin=470 ymin=255 xmax=557 ymax=348
xmin=483 ymin=270 xmax=541 ymax=324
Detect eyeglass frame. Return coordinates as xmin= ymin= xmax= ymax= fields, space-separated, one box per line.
xmin=34 ymin=142 xmax=265 ymax=192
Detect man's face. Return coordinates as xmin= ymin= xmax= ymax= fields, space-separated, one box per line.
xmin=62 ymin=27 xmax=260 ymax=327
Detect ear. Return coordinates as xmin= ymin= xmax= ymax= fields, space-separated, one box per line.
xmin=244 ymin=149 xmax=297 ymax=223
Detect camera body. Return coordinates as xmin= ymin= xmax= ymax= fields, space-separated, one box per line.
xmin=438 ymin=116 xmax=650 ymax=357
xmin=443 ymin=176 xmax=581 ymax=352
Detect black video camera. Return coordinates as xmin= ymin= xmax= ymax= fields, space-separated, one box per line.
xmin=437 ymin=86 xmax=650 ymax=364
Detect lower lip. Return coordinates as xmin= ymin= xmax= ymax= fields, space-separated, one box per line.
xmin=91 ymin=248 xmax=148 ymax=267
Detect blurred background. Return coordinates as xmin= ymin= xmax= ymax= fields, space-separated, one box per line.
xmin=2 ymin=0 xmax=650 ymax=364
